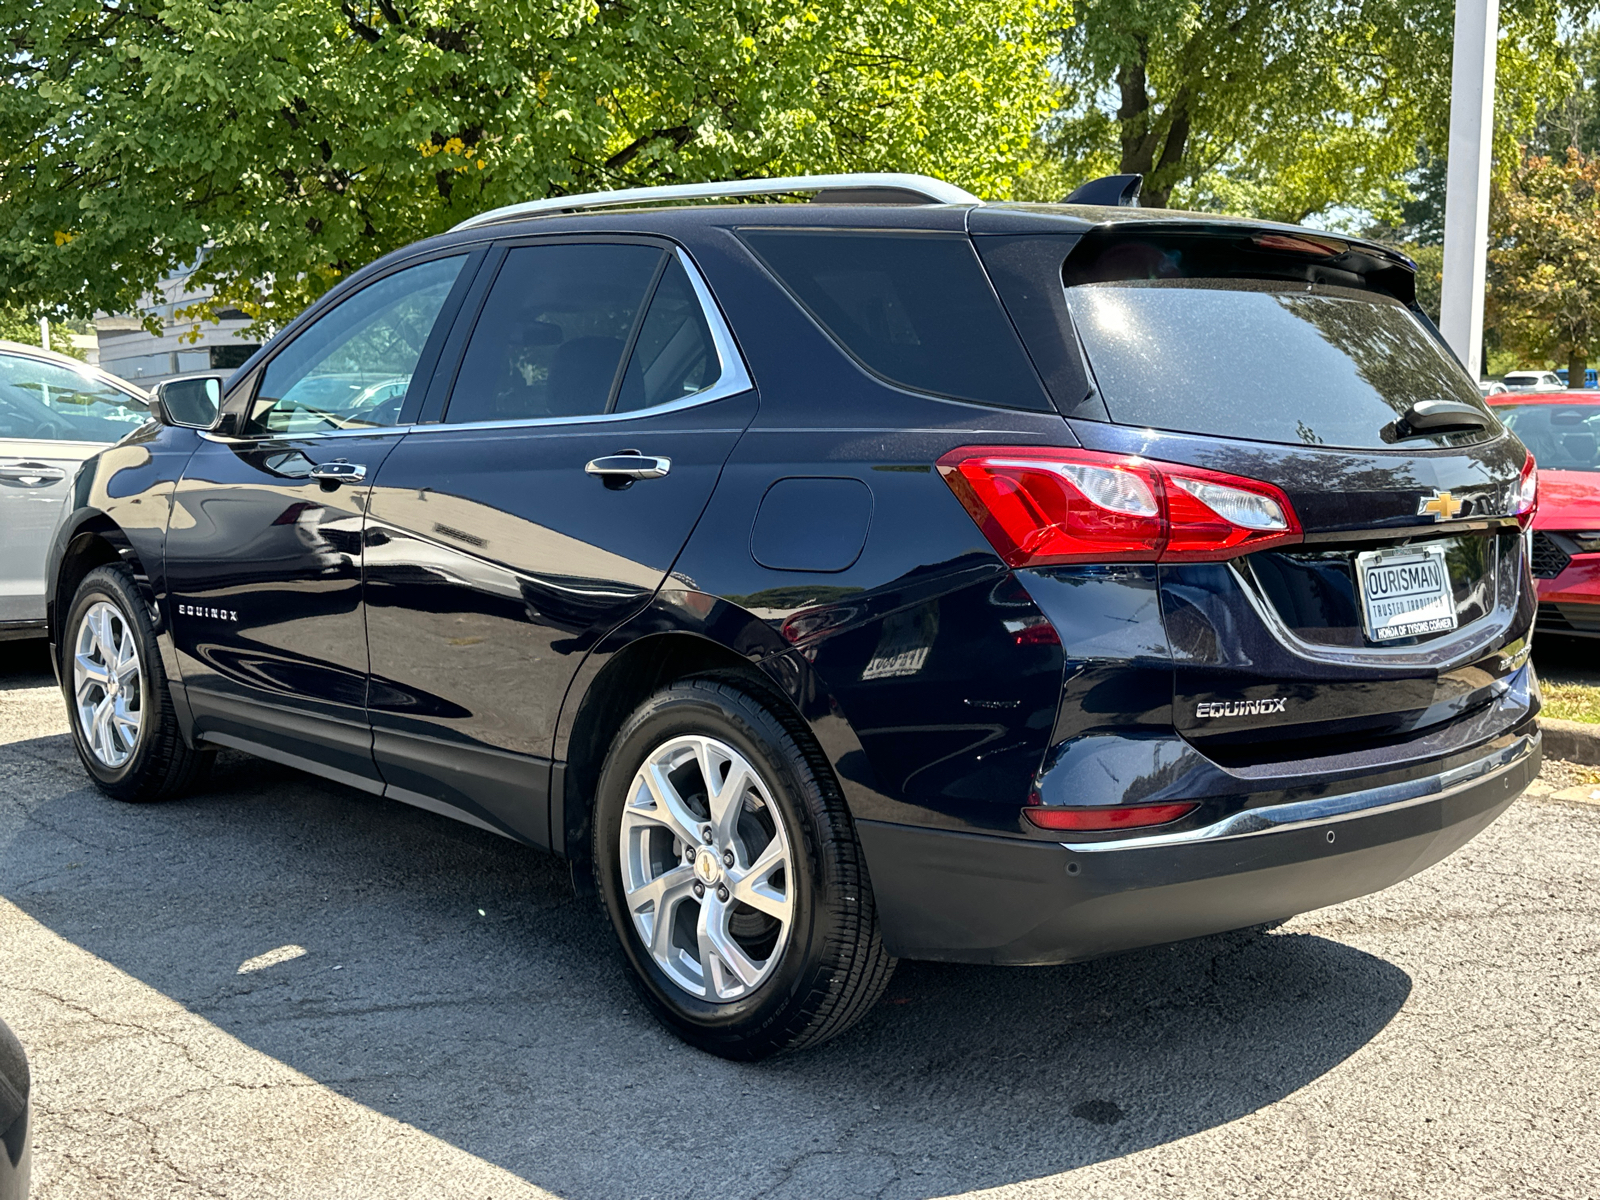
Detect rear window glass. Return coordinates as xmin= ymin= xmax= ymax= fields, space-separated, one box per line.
xmin=1494 ymin=403 xmax=1600 ymax=471
xmin=739 ymin=229 xmax=1050 ymax=410
xmin=1065 ymin=279 xmax=1494 ymax=449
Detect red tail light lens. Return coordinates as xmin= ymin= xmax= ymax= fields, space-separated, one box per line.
xmin=1515 ymin=452 xmax=1538 ymax=527
xmin=937 ymin=446 xmax=1302 ymax=567
xmin=1023 ymin=802 xmax=1199 ymax=831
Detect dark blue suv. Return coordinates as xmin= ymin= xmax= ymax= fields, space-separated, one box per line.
xmin=47 ymin=173 xmax=1541 ymax=1058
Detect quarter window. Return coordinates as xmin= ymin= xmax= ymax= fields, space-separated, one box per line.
xmin=0 ymin=353 xmax=149 ymax=442
xmin=614 ymin=257 xmax=721 ymax=412
xmin=248 ymin=255 xmax=466 ymax=435
xmin=445 ymin=243 xmax=664 ymax=424
xmin=738 ymin=229 xmax=1051 ymax=411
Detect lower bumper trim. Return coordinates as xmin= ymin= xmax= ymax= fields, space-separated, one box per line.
xmin=857 ymin=728 xmax=1538 ymax=966
xmin=1063 ymin=730 xmax=1537 ymax=852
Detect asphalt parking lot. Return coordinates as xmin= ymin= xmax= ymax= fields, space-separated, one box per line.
xmin=1 ymin=638 xmax=1597 ymax=1200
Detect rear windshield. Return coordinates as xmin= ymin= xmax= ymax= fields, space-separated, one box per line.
xmin=1065 ymin=279 xmax=1493 ymax=449
xmin=739 ymin=229 xmax=1051 ymax=411
xmin=1494 ymin=403 xmax=1600 ymax=471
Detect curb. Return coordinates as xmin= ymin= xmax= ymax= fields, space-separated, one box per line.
xmin=1538 ymin=717 xmax=1600 ymax=766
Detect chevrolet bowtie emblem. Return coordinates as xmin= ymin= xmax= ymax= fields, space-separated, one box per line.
xmin=1418 ymin=490 xmax=1464 ymax=521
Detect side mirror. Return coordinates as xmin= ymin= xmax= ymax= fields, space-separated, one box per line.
xmin=153 ymin=374 xmax=226 ymax=430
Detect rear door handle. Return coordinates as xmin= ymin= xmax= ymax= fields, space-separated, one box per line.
xmin=584 ymin=453 xmax=672 ymax=482
xmin=308 ymin=461 xmax=367 ymax=487
xmin=0 ymin=461 xmax=67 ymax=486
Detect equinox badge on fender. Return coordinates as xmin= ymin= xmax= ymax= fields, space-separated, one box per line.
xmin=1195 ymin=698 xmax=1288 ymax=719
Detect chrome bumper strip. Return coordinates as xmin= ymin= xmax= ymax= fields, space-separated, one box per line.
xmin=1061 ymin=730 xmax=1539 ymax=854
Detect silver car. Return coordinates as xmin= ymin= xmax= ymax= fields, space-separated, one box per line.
xmin=0 ymin=341 xmax=150 ymax=641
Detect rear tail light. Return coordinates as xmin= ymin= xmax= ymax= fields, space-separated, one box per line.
xmin=1023 ymin=802 xmax=1199 ymax=831
xmin=937 ymin=446 xmax=1302 ymax=567
xmin=1515 ymin=452 xmax=1538 ymax=527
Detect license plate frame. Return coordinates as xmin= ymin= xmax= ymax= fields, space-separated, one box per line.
xmin=1355 ymin=543 xmax=1458 ymax=643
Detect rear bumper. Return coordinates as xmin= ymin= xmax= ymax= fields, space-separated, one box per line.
xmin=858 ymin=724 xmax=1538 ymax=965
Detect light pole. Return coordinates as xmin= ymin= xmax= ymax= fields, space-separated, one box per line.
xmin=1439 ymin=0 xmax=1499 ymax=378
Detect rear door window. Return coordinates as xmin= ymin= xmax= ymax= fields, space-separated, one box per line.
xmin=1065 ymin=279 xmax=1494 ymax=449
xmin=445 ymin=243 xmax=664 ymax=423
xmin=739 ymin=229 xmax=1051 ymax=411
xmin=614 ymin=257 xmax=720 ymax=412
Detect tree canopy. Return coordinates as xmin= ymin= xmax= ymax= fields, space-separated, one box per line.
xmin=1487 ymin=147 xmax=1600 ymax=383
xmin=0 ymin=0 xmax=1056 ymax=331
xmin=1046 ymin=0 xmax=1572 ymax=222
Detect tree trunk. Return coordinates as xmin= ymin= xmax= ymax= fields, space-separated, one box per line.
xmin=1570 ymin=351 xmax=1589 ymax=391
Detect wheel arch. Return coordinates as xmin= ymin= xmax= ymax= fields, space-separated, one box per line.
xmin=554 ymin=608 xmax=880 ymax=874
xmin=49 ymin=515 xmax=153 ymax=647
xmin=48 ymin=513 xmax=191 ymax=742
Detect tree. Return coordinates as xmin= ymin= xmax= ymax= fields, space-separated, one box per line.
xmin=1048 ymin=0 xmax=1571 ymax=222
xmin=1487 ymin=147 xmax=1600 ymax=385
xmin=0 ymin=304 xmax=84 ymax=357
xmin=0 ymin=0 xmax=1058 ymax=333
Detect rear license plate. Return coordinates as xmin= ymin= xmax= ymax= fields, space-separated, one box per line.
xmin=1356 ymin=544 xmax=1458 ymax=642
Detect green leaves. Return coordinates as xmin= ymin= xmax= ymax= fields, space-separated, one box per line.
xmin=1050 ymin=0 xmax=1572 ymax=224
xmin=1488 ymin=147 xmax=1600 ymax=367
xmin=0 ymin=0 xmax=1056 ymax=331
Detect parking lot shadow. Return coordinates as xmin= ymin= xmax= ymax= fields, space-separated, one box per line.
xmin=0 ymin=730 xmax=1412 ymax=1200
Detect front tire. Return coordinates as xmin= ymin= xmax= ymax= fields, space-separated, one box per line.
xmin=61 ymin=565 xmax=211 ymax=802
xmin=593 ymin=676 xmax=894 ymax=1059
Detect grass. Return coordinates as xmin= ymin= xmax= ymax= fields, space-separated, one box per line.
xmin=1540 ymin=682 xmax=1600 ymax=724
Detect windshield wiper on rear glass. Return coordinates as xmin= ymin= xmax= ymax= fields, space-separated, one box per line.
xmin=1382 ymin=399 xmax=1491 ymax=443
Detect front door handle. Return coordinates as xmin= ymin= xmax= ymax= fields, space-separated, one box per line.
xmin=584 ymin=453 xmax=672 ymax=485
xmin=308 ymin=461 xmax=367 ymax=488
xmin=0 ymin=461 xmax=67 ymax=486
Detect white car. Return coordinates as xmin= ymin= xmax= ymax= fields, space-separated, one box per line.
xmin=0 ymin=340 xmax=150 ymax=641
xmin=1501 ymin=370 xmax=1566 ymax=392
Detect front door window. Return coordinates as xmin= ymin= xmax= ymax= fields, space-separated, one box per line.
xmin=247 ymin=255 xmax=466 ymax=435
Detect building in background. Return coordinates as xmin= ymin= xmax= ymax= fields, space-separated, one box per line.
xmin=93 ymin=264 xmax=259 ymax=386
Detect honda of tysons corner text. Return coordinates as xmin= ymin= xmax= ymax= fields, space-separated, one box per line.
xmin=46 ymin=173 xmax=1541 ymax=1058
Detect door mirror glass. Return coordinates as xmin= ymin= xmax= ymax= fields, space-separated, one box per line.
xmin=156 ymin=376 xmax=223 ymax=428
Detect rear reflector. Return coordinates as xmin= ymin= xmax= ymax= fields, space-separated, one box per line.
xmin=938 ymin=446 xmax=1302 ymax=567
xmin=1023 ymin=802 xmax=1199 ymax=831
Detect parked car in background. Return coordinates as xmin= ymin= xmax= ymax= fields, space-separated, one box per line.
xmin=0 ymin=341 xmax=150 ymax=641
xmin=1502 ymin=370 xmax=1566 ymax=392
xmin=0 ymin=1016 xmax=29 ymax=1200
xmin=48 ymin=173 xmax=1540 ymax=1059
xmin=1555 ymin=368 xmax=1598 ymax=389
xmin=1489 ymin=390 xmax=1600 ymax=637
xmin=1480 ymin=380 xmax=1510 ymax=397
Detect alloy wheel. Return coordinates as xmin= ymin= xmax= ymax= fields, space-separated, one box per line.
xmin=618 ymin=735 xmax=794 ymax=1001
xmin=73 ymin=601 xmax=143 ymax=768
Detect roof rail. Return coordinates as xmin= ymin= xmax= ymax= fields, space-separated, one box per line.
xmin=451 ymin=173 xmax=982 ymax=231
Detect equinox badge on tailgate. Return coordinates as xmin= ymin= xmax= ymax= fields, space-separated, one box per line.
xmin=1195 ymin=698 xmax=1289 ymax=719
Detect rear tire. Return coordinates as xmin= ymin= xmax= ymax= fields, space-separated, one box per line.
xmin=61 ymin=565 xmax=212 ymax=802
xmin=593 ymin=676 xmax=894 ymax=1059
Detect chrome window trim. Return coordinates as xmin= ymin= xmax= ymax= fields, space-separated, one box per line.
xmin=201 ymin=423 xmax=416 ymax=444
xmin=205 ymin=247 xmax=752 ymax=444
xmin=412 ymin=246 xmax=752 ymax=436
xmin=1060 ymin=728 xmax=1536 ymax=853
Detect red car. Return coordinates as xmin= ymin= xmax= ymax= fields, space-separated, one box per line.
xmin=1488 ymin=390 xmax=1600 ymax=635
